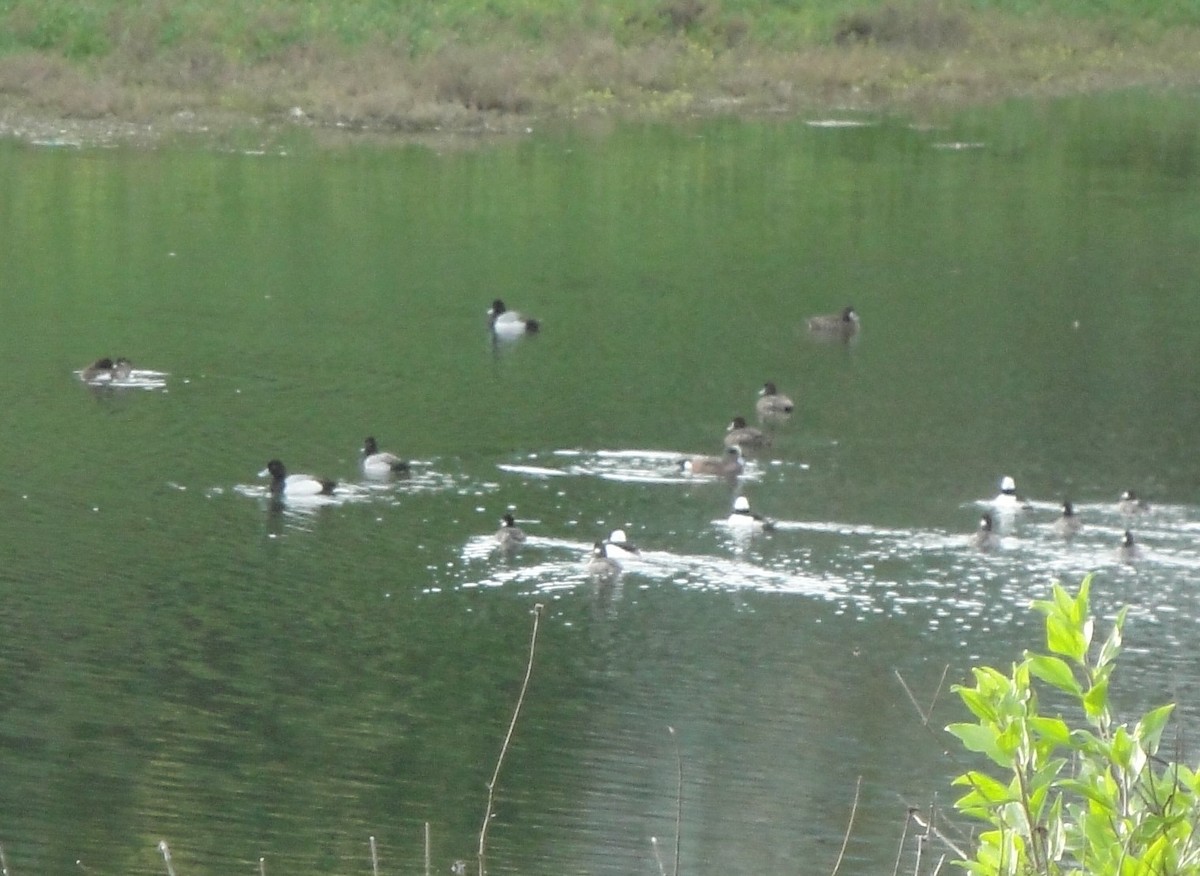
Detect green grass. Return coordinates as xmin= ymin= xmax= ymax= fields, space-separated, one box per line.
xmin=1 ymin=0 xmax=1199 ymax=141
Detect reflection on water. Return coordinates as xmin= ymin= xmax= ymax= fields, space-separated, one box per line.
xmin=2 ymin=93 xmax=1200 ymax=875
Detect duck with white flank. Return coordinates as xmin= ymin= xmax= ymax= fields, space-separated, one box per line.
xmin=361 ymin=436 xmax=410 ymax=477
xmin=727 ymin=496 xmax=775 ymax=532
xmin=680 ymin=446 xmax=744 ymax=478
xmin=488 ymin=299 xmax=540 ymax=337
xmin=259 ymin=460 xmax=336 ymax=497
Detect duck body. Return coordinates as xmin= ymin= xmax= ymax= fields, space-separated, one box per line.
xmin=604 ymin=529 xmax=641 ymax=560
xmin=807 ymin=306 xmax=860 ymax=337
xmin=969 ymin=513 xmax=1001 ymax=552
xmin=680 ymin=446 xmax=744 ymax=478
xmin=723 ymin=416 xmax=769 ymax=450
xmin=755 ymin=382 xmax=794 ymax=420
xmin=80 ymin=357 xmax=133 ymax=382
xmin=1053 ymin=501 xmax=1082 ymax=539
xmin=727 ymin=496 xmax=775 ymax=531
xmin=488 ymin=299 xmax=540 ymax=337
xmin=259 ymin=459 xmax=336 ymax=497
xmin=586 ymin=541 xmax=621 ymax=577
xmin=1118 ymin=490 xmax=1149 ymax=516
xmin=991 ymin=476 xmax=1030 ymax=513
xmin=361 ymin=436 xmax=410 ymax=476
xmin=1116 ymin=530 xmax=1139 ymax=564
xmin=495 ymin=513 xmax=527 ymax=549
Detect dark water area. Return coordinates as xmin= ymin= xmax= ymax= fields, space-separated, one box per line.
xmin=1 ymin=91 xmax=1199 ymax=874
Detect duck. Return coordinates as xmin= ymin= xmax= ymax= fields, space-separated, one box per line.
xmin=1115 ymin=530 xmax=1139 ymax=564
xmin=604 ymin=529 xmax=641 ymax=560
xmin=680 ymin=446 xmax=744 ymax=478
xmin=488 ymin=299 xmax=540 ymax=337
xmin=723 ymin=416 xmax=769 ymax=450
xmin=755 ymin=382 xmax=794 ymax=420
xmin=1052 ymin=501 xmax=1082 ymax=539
xmin=807 ymin=306 xmax=860 ymax=337
xmin=79 ymin=357 xmax=127 ymax=382
xmin=991 ymin=476 xmax=1030 ymax=512
xmin=727 ymin=496 xmax=775 ymax=531
xmin=361 ymin=436 xmax=410 ymax=477
xmin=586 ymin=540 xmax=622 ymax=577
xmin=495 ymin=513 xmax=526 ymax=549
xmin=258 ymin=459 xmax=336 ymax=497
xmin=969 ymin=513 xmax=1001 ymax=552
xmin=1118 ymin=490 xmax=1149 ymax=516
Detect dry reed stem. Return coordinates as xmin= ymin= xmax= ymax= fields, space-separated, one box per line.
xmin=477 ymin=603 xmax=545 ymax=876
xmin=650 ymin=836 xmax=668 ymax=876
xmin=829 ymin=775 xmax=863 ymax=876
xmin=0 ymin=842 xmax=8 ymax=876
xmin=668 ymin=726 xmax=682 ymax=876
xmin=425 ymin=822 xmax=431 ymax=876
xmin=157 ymin=841 xmax=177 ymax=876
xmin=891 ymin=809 xmax=914 ymax=876
xmin=370 ymin=835 xmax=379 ymax=876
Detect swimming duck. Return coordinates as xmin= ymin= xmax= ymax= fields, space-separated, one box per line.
xmin=755 ymin=382 xmax=795 ymax=420
xmin=1053 ymin=501 xmax=1082 ymax=539
xmin=807 ymin=306 xmax=860 ymax=337
xmin=604 ymin=529 xmax=641 ymax=560
xmin=495 ymin=513 xmax=526 ymax=549
xmin=680 ymin=446 xmax=744 ymax=478
xmin=1115 ymin=530 xmax=1139 ymax=564
xmin=1118 ymin=490 xmax=1149 ymax=516
xmin=969 ymin=513 xmax=1001 ymax=552
xmin=488 ymin=299 xmax=540 ymax=337
xmin=586 ymin=541 xmax=622 ymax=577
xmin=723 ymin=416 xmax=769 ymax=450
xmin=79 ymin=357 xmax=131 ymax=382
xmin=258 ymin=459 xmax=336 ymax=497
xmin=361 ymin=436 xmax=410 ymax=477
xmin=991 ymin=476 xmax=1030 ymax=512
xmin=727 ymin=496 xmax=775 ymax=531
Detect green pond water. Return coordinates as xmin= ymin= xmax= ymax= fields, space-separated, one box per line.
xmin=2 ymin=91 xmax=1200 ymax=875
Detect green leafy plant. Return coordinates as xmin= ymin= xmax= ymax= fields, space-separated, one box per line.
xmin=946 ymin=574 xmax=1200 ymax=876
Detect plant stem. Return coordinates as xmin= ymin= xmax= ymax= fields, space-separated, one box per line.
xmin=157 ymin=841 xmax=177 ymax=876
xmin=477 ymin=603 xmax=544 ymax=876
xmin=425 ymin=822 xmax=431 ymax=876
xmin=668 ymin=726 xmax=682 ymax=876
xmin=370 ymin=836 xmax=379 ymax=876
xmin=829 ymin=776 xmax=862 ymax=876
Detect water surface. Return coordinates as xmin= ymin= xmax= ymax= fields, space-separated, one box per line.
xmin=2 ymin=91 xmax=1199 ymax=875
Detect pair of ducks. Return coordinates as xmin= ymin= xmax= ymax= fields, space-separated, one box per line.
xmin=680 ymin=382 xmax=797 ymax=477
xmin=487 ymin=301 xmax=859 ymax=342
xmin=80 ymin=357 xmax=134 ymax=382
xmin=258 ymin=437 xmax=410 ymax=497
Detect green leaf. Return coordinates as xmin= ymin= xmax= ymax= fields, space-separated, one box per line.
xmin=1135 ymin=703 xmax=1175 ymax=755
xmin=952 ymin=770 xmax=1017 ymax=804
xmin=947 ymin=722 xmax=1010 ymax=769
xmin=1025 ymin=654 xmax=1082 ymax=697
xmin=1096 ymin=607 xmax=1126 ymax=669
xmin=1083 ymin=678 xmax=1109 ymax=722
xmin=955 ymin=685 xmax=998 ymax=723
xmin=1045 ymin=614 xmax=1085 ymax=662
xmin=1028 ymin=716 xmax=1071 ymax=748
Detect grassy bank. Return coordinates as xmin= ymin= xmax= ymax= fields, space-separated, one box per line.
xmin=2 ymin=0 xmax=1200 ymax=144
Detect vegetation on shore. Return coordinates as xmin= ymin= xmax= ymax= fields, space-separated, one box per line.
xmin=946 ymin=577 xmax=1200 ymax=875
xmin=1 ymin=0 xmax=1200 ymax=143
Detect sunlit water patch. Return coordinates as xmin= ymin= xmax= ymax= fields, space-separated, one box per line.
xmin=75 ymin=367 xmax=169 ymax=390
xmin=497 ymin=448 xmax=784 ymax=484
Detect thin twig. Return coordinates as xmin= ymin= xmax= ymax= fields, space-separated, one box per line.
xmin=892 ymin=809 xmax=914 ymax=876
xmin=478 ymin=603 xmax=545 ymax=876
xmin=424 ymin=822 xmax=431 ymax=876
xmin=930 ymin=853 xmax=947 ymax=876
xmin=370 ymin=836 xmax=379 ymax=876
xmin=259 ymin=857 xmax=266 ymax=876
xmin=157 ymin=841 xmax=176 ymax=876
xmin=0 ymin=843 xmax=8 ymax=876
xmin=668 ymin=726 xmax=682 ymax=876
xmin=926 ymin=665 xmax=950 ymax=718
xmin=894 ymin=669 xmax=930 ymax=724
xmin=829 ymin=776 xmax=863 ymax=876
xmin=649 ymin=837 xmax=667 ymax=876
xmin=908 ymin=808 xmax=969 ymax=860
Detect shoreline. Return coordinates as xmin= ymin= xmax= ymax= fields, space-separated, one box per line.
xmin=2 ymin=27 xmax=1199 ymax=150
